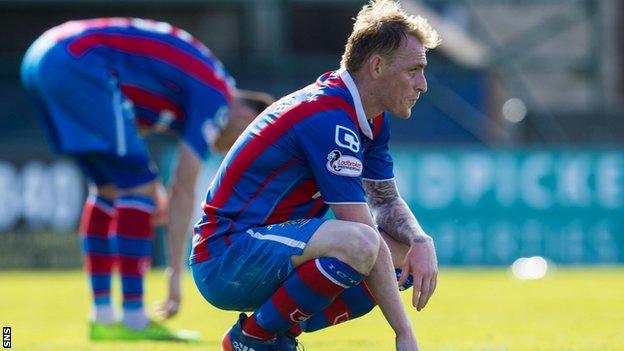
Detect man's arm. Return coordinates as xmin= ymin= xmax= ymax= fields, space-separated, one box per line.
xmin=331 ymin=204 xmax=419 ymax=350
xmin=155 ymin=142 xmax=201 ymax=319
xmin=364 ymin=179 xmax=438 ymax=311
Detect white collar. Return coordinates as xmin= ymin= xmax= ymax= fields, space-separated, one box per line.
xmin=337 ymin=67 xmax=373 ymax=139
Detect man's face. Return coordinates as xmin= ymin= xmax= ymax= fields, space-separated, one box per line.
xmin=377 ymin=35 xmax=428 ymax=119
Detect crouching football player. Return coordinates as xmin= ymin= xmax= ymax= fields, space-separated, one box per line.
xmin=190 ymin=1 xmax=440 ymax=349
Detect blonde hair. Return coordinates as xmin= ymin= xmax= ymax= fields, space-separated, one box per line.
xmin=341 ymin=0 xmax=441 ymax=72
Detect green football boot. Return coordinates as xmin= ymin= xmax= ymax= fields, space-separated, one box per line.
xmin=90 ymin=321 xmax=201 ymax=342
xmin=89 ymin=322 xmax=122 ymax=341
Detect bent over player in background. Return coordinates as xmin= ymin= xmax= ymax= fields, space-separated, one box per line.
xmin=190 ymin=1 xmax=441 ymax=350
xmin=21 ymin=17 xmax=272 ymax=341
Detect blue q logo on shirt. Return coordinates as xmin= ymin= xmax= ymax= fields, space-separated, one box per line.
xmin=335 ymin=125 xmax=360 ymax=153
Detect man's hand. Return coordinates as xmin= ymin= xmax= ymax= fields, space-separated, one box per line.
xmin=396 ymin=329 xmax=419 ymax=351
xmin=398 ymin=237 xmax=438 ymax=311
xmin=363 ymin=178 xmax=438 ymax=310
xmin=154 ymin=268 xmax=181 ymax=319
xmin=152 ymin=182 xmax=168 ymax=226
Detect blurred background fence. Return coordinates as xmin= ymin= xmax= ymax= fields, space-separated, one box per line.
xmin=1 ymin=0 xmax=622 ymax=268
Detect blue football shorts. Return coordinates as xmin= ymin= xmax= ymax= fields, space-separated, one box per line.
xmin=72 ymin=152 xmax=158 ymax=189
xmin=191 ymin=217 xmax=327 ymax=312
xmin=21 ymin=36 xmax=148 ymax=158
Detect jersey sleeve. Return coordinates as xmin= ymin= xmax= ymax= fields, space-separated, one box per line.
xmin=362 ymin=113 xmax=394 ymax=181
xmin=182 ymin=55 xmax=235 ymax=160
xmin=182 ymin=87 xmax=230 ymax=160
xmin=294 ymin=111 xmax=367 ymax=204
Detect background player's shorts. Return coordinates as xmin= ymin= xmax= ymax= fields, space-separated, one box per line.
xmin=73 ymin=152 xmax=158 ymax=189
xmin=20 ymin=34 xmax=148 ymax=158
xmin=191 ymin=218 xmax=327 ymax=312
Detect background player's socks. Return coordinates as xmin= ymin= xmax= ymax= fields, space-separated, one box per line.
xmin=80 ymin=195 xmax=116 ymax=324
xmin=243 ymin=257 xmax=365 ymax=339
xmin=111 ymin=194 xmax=155 ymax=330
xmin=92 ymin=305 xmax=117 ymax=325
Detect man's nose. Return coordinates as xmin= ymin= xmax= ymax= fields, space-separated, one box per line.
xmin=416 ymin=73 xmax=427 ymax=93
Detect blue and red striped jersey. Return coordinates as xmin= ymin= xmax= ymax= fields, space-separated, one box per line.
xmin=190 ymin=68 xmax=394 ymax=264
xmin=41 ymin=17 xmax=234 ymax=159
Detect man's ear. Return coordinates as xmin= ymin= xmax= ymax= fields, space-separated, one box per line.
xmin=368 ymin=54 xmax=384 ymax=79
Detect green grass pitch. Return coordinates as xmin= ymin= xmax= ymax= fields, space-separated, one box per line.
xmin=1 ymin=268 xmax=623 ymax=350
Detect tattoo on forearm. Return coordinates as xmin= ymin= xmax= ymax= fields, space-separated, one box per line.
xmin=364 ymin=180 xmax=429 ymax=245
xmin=364 ymin=179 xmax=398 ymax=206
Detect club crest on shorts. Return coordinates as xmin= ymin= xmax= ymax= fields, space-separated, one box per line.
xmin=332 ymin=312 xmax=350 ymax=325
xmin=290 ymin=309 xmax=311 ymax=323
xmin=326 ymin=150 xmax=363 ymax=177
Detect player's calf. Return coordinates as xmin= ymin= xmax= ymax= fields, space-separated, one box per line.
xmin=299 ymin=272 xmax=412 ymax=334
xmin=240 ymin=256 xmax=366 ymax=344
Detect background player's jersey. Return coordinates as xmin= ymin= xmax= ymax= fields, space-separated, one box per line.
xmin=25 ymin=17 xmax=234 ymax=159
xmin=190 ymin=68 xmax=394 ymax=264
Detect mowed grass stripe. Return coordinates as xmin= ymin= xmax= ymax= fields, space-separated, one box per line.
xmin=1 ymin=268 xmax=622 ymax=350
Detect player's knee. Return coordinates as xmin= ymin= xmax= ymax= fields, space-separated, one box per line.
xmin=339 ymin=223 xmax=380 ymax=272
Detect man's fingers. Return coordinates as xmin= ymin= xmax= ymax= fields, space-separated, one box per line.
xmin=416 ymin=277 xmax=431 ymax=311
xmin=397 ymin=262 xmax=410 ymax=287
xmin=166 ymin=301 xmax=180 ymax=318
xmin=153 ymin=300 xmax=179 ymax=320
xmin=411 ymin=274 xmax=423 ymax=308
xmin=153 ymin=302 xmax=168 ymax=320
xmin=417 ymin=273 xmax=437 ymax=311
xmin=420 ymin=276 xmax=436 ymax=309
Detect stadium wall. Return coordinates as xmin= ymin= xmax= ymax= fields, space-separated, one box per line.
xmin=8 ymin=146 xmax=621 ymax=269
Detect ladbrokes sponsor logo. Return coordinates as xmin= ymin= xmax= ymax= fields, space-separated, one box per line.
xmin=326 ymin=150 xmax=362 ymax=177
